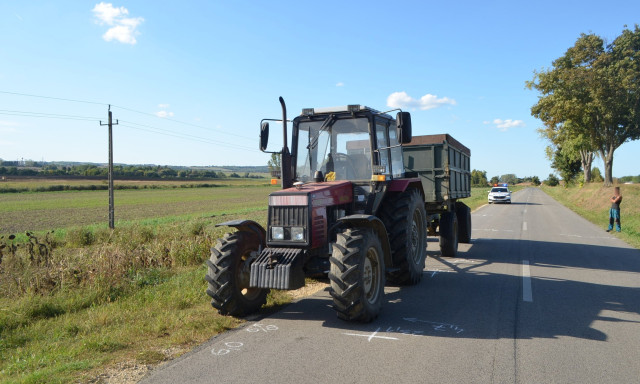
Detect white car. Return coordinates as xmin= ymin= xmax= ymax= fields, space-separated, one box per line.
xmin=488 ymin=185 xmax=511 ymax=204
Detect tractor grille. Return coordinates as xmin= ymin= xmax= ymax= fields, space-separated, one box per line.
xmin=269 ymin=206 xmax=308 ymax=227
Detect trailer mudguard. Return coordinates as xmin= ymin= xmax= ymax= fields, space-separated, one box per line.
xmin=338 ymin=214 xmax=393 ymax=267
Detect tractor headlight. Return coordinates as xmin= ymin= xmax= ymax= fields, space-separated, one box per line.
xmin=291 ymin=227 xmax=305 ymax=241
xmin=271 ymin=226 xmax=284 ymax=240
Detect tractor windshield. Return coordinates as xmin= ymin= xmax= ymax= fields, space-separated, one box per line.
xmin=295 ymin=117 xmax=372 ymax=182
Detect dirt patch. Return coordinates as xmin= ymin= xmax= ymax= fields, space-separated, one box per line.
xmin=86 ymin=361 xmax=149 ymax=384
xmin=288 ymin=280 xmax=329 ymax=300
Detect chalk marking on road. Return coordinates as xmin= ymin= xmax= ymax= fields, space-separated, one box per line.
xmin=522 ymin=221 xmax=528 ymax=231
xmin=522 ymin=260 xmax=533 ymax=302
xmin=403 ymin=318 xmax=465 ymax=334
xmin=246 ymin=323 xmax=278 ymax=333
xmin=428 ymin=269 xmax=454 ymax=278
xmin=473 ymin=228 xmax=515 ymax=232
xmin=211 ymin=342 xmax=243 ymax=356
xmin=343 ymin=327 xmax=399 ymax=342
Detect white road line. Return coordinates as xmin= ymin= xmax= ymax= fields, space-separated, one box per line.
xmin=343 ymin=327 xmax=399 ymax=342
xmin=522 ymin=260 xmax=533 ymax=302
xmin=522 ymin=221 xmax=527 ymax=231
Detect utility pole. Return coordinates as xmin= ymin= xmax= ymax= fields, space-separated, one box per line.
xmin=100 ymin=105 xmax=118 ymax=229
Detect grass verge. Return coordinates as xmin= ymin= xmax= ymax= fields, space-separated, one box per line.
xmin=0 ymin=265 xmax=291 ymax=383
xmin=541 ymin=183 xmax=640 ymax=249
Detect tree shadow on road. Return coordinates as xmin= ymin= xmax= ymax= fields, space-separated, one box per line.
xmin=263 ymin=237 xmax=640 ymax=343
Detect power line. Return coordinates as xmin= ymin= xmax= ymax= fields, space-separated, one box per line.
xmin=0 ymin=109 xmax=101 ymax=122
xmin=111 ymin=104 xmax=255 ymax=141
xmin=0 ymin=89 xmax=256 ymax=141
xmin=119 ymin=122 xmax=256 ymax=152
xmin=0 ymin=90 xmax=106 ymax=106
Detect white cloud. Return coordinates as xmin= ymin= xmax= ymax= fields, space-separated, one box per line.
xmin=92 ymin=2 xmax=144 ymax=45
xmin=491 ymin=118 xmax=525 ymax=131
xmin=156 ymin=110 xmax=174 ymax=118
xmin=158 ymin=103 xmax=170 ymax=109
xmin=336 ymin=82 xmax=344 ymax=87
xmin=387 ymin=91 xmax=456 ymax=111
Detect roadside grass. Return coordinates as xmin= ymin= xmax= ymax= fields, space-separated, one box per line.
xmin=0 ymin=209 xmax=293 ymax=383
xmin=541 ymin=183 xmax=640 ymax=249
xmin=0 ymin=265 xmax=291 ymax=383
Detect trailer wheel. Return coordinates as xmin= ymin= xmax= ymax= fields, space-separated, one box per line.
xmin=205 ymin=231 xmax=268 ymax=317
xmin=439 ymin=212 xmax=458 ymax=257
xmin=329 ymin=228 xmax=385 ymax=322
xmin=381 ymin=189 xmax=427 ymax=285
xmin=455 ymin=202 xmax=472 ymax=243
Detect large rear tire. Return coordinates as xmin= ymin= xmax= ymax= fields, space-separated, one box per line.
xmin=439 ymin=212 xmax=458 ymax=257
xmin=380 ymin=189 xmax=427 ymax=285
xmin=205 ymin=231 xmax=269 ymax=317
xmin=329 ymin=228 xmax=385 ymax=322
xmin=455 ymin=202 xmax=472 ymax=244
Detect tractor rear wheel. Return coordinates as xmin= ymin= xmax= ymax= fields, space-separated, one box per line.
xmin=329 ymin=228 xmax=385 ymax=322
xmin=205 ymin=231 xmax=268 ymax=316
xmin=381 ymin=189 xmax=427 ymax=285
xmin=439 ymin=211 xmax=459 ymax=257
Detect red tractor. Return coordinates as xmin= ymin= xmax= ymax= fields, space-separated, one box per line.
xmin=206 ymin=97 xmax=471 ymax=322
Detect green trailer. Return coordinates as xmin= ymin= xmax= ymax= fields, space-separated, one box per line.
xmin=403 ymin=134 xmax=472 ymax=255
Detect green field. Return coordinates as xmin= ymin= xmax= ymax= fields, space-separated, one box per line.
xmin=0 ymin=179 xmax=277 ymax=234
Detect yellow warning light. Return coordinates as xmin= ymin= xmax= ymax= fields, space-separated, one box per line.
xmin=270 ymin=179 xmax=278 ymax=185
xmin=371 ymin=175 xmax=386 ymax=182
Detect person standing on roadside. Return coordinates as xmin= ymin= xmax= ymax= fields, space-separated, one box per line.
xmin=607 ymin=186 xmax=622 ymax=232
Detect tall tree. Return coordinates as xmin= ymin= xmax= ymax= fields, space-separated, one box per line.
xmin=470 ymin=169 xmax=488 ymax=187
xmin=267 ymin=153 xmax=281 ymax=174
xmin=528 ymin=26 xmax=640 ymax=186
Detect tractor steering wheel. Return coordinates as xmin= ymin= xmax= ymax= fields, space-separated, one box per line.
xmin=333 ymin=152 xmax=357 ymax=180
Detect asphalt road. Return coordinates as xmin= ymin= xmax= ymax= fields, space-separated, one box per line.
xmin=142 ymin=188 xmax=640 ymax=384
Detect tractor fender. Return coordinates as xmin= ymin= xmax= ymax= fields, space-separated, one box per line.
xmin=215 ymin=220 xmax=266 ymax=246
xmin=338 ymin=214 xmax=392 ymax=267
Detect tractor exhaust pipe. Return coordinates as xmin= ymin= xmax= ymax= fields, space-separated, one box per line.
xmin=279 ymin=96 xmax=293 ymax=189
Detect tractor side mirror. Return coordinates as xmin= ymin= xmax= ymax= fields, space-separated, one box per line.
xmin=396 ymin=112 xmax=412 ymax=144
xmin=260 ymin=122 xmax=269 ymax=151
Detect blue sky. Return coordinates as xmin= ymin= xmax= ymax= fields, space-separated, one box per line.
xmin=1 ymin=0 xmax=639 ymax=179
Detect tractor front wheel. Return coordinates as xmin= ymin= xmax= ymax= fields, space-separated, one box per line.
xmin=205 ymin=231 xmax=269 ymax=317
xmin=329 ymin=228 xmax=385 ymax=322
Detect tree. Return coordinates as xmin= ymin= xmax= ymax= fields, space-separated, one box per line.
xmin=267 ymin=153 xmax=281 ymax=174
xmin=531 ymin=176 xmax=541 ymax=186
xmin=489 ymin=176 xmax=499 ymax=185
xmin=550 ymin=146 xmax=582 ymax=184
xmin=545 ymin=174 xmax=560 ymax=186
xmin=500 ymin=174 xmax=518 ymax=185
xmin=470 ymin=169 xmax=488 ymax=187
xmin=591 ymin=167 xmax=604 ymax=183
xmin=528 ymin=26 xmax=640 ymax=186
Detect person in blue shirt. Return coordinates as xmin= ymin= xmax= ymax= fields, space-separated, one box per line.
xmin=607 ymin=187 xmax=622 ymax=232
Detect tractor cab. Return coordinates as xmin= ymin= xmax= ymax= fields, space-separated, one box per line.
xmin=291 ymin=105 xmax=407 ymax=184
